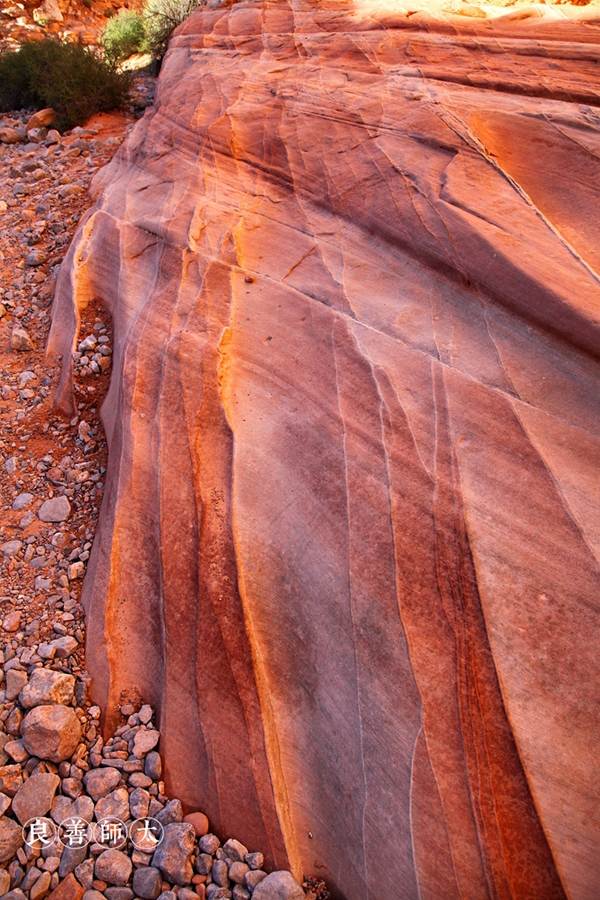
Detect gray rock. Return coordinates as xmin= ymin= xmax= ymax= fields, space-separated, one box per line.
xmin=5 ymin=670 xmax=28 ymax=703
xmin=34 ymin=576 xmax=52 ymax=592
xmin=19 ymin=669 xmax=75 ymax=708
xmin=251 ymin=872 xmax=305 ymax=900
xmin=23 ymin=865 xmax=43 ymax=891
xmin=38 ymin=497 xmax=71 ymax=523
xmin=62 ymin=777 xmax=84 ymax=800
xmin=223 ymin=840 xmax=248 ymax=864
xmin=105 ymin=889 xmax=134 ymax=900
xmin=75 ymin=859 xmax=94 ymax=891
xmin=82 ymin=893 xmax=106 ymax=900
xmin=199 ymin=834 xmax=220 ymax=856
xmin=144 ymin=752 xmax=161 ymax=781
xmin=154 ymin=799 xmax=182 ymax=826
xmin=0 ymin=816 xmax=24 ymax=865
xmin=95 ymin=787 xmax=130 ymax=822
xmin=11 ymin=773 xmax=60 ymax=825
xmin=49 ymin=636 xmax=78 ymax=659
xmin=127 ymin=773 xmax=152 ymax=789
xmin=138 ymin=706 xmax=153 ymax=725
xmin=83 ymin=767 xmax=121 ymax=801
xmin=194 ymin=853 xmax=212 ymax=876
xmin=147 ymin=799 xmax=164 ymax=818
xmin=232 ymin=887 xmax=251 ymax=900
xmin=129 ymin=787 xmax=149 ymax=819
xmin=30 ymin=870 xmax=52 ymax=900
xmin=212 ymin=860 xmax=230 ymax=889
xmin=21 ymin=705 xmax=82 ymax=763
xmin=10 ymin=329 xmax=34 ymax=351
xmin=0 ymin=541 xmax=22 ymax=558
xmin=25 ymin=249 xmax=48 ymax=267
xmin=245 ymin=854 xmax=264 ymax=871
xmin=132 ymin=866 xmax=162 ymax=900
xmin=59 ymin=844 xmax=88 ymax=878
xmin=132 ymin=730 xmax=159 ymax=758
xmin=12 ymin=493 xmax=33 ymax=510
xmin=205 ymin=888 xmax=231 ymax=900
xmin=151 ymin=822 xmax=195 ymax=886
xmin=245 ymin=871 xmax=267 ymax=892
xmin=95 ymin=849 xmax=132 ymax=886
xmin=156 ymin=893 xmax=176 ymax=900
xmin=179 ymin=891 xmax=200 ymax=900
xmin=50 ymin=795 xmax=72 ymax=824
xmin=2 ymin=890 xmax=27 ymax=900
xmin=229 ymin=863 xmax=249 ymax=885
xmin=71 ymin=794 xmax=95 ymax=822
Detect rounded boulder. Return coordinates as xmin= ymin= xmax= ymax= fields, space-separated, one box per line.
xmin=21 ymin=705 xmax=82 ymax=763
xmin=252 ymin=872 xmax=306 ymax=900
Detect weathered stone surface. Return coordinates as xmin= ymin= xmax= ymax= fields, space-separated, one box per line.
xmin=151 ymin=823 xmax=195 ymax=886
xmin=11 ymin=773 xmax=60 ymax=825
xmin=21 ymin=705 xmax=82 ymax=762
xmin=251 ymin=873 xmax=304 ymax=900
xmin=59 ymin=846 xmax=88 ymax=879
xmin=20 ymin=669 xmax=75 ymax=708
xmin=38 ymin=496 xmax=71 ymax=523
xmin=154 ymin=798 xmax=182 ymax=826
xmin=94 ymin=850 xmax=132 ymax=886
xmin=11 ymin=328 xmax=34 ymax=351
xmin=5 ymin=670 xmax=28 ymax=703
xmin=94 ymin=787 xmax=129 ymax=822
xmin=0 ymin=816 xmax=23 ymax=864
xmin=48 ymin=3 xmax=600 ymax=899
xmin=0 ymin=765 xmax=23 ymax=797
xmin=132 ymin=866 xmax=162 ymax=900
xmin=83 ymin=767 xmax=121 ymax=801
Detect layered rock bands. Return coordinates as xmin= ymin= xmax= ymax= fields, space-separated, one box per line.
xmin=48 ymin=2 xmax=600 ymax=898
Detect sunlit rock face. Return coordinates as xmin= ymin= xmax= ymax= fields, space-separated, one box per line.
xmin=48 ymin=2 xmax=600 ymax=897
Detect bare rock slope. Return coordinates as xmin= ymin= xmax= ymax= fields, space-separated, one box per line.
xmin=49 ymin=2 xmax=600 ymax=898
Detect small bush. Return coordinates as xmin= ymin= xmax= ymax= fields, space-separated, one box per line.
xmin=143 ymin=0 xmax=203 ymax=65
xmin=0 ymin=39 xmax=131 ymax=132
xmin=100 ymin=10 xmax=146 ymax=65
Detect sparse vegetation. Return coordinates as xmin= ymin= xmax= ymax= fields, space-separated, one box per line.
xmin=0 ymin=39 xmax=131 ymax=132
xmin=142 ymin=0 xmax=204 ymax=65
xmin=100 ymin=10 xmax=146 ymax=66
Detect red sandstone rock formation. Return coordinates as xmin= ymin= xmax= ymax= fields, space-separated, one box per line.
xmin=48 ymin=2 xmax=600 ymax=897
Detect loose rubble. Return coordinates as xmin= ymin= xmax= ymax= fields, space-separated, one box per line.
xmin=0 ymin=684 xmax=314 ymax=900
xmin=0 ymin=34 xmax=324 ymax=900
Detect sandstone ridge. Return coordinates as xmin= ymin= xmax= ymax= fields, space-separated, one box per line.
xmin=48 ymin=2 xmax=600 ymax=898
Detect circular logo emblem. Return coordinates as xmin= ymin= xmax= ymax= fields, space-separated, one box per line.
xmin=23 ymin=817 xmax=58 ymax=849
xmin=93 ymin=817 xmax=128 ymax=850
xmin=129 ymin=817 xmax=164 ymax=852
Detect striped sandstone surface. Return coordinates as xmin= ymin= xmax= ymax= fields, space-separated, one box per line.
xmin=49 ymin=2 xmax=600 ymax=898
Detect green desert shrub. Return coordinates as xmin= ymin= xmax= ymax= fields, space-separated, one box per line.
xmin=100 ymin=10 xmax=146 ymax=66
xmin=143 ymin=0 xmax=203 ymax=64
xmin=0 ymin=39 xmax=130 ymax=132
